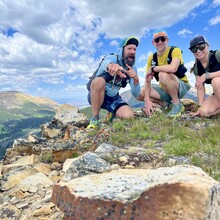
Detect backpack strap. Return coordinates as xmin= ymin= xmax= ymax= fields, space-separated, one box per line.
xmin=151 ymin=46 xmax=175 ymax=81
xmin=209 ymin=50 xmax=218 ymax=69
xmin=197 ymin=50 xmax=219 ymax=84
xmin=167 ymin=46 xmax=175 ymax=64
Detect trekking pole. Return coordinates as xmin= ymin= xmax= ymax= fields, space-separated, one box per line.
xmin=112 ymin=74 xmax=116 ymax=88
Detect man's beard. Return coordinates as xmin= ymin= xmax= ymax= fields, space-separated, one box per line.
xmin=122 ymin=54 xmax=135 ymax=66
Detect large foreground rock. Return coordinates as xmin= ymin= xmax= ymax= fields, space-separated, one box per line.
xmin=52 ymin=165 xmax=220 ymax=220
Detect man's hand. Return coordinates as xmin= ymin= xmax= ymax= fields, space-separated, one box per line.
xmin=107 ymin=63 xmax=127 ymax=78
xmin=126 ymin=64 xmax=139 ymax=84
xmin=144 ymin=100 xmax=155 ymax=116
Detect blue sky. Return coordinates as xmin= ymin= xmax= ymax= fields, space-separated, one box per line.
xmin=0 ymin=0 xmax=219 ymax=107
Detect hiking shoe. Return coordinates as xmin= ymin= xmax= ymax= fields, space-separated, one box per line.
xmin=167 ymin=103 xmax=185 ymax=117
xmin=104 ymin=112 xmax=115 ymax=122
xmin=87 ymin=119 xmax=100 ymax=129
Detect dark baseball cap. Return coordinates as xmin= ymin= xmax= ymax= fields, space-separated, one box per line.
xmin=120 ymin=36 xmax=139 ymax=47
xmin=189 ymin=36 xmax=208 ymax=49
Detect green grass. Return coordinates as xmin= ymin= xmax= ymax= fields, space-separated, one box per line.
xmin=84 ymin=110 xmax=220 ymax=181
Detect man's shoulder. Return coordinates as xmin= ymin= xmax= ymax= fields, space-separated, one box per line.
xmin=169 ymin=46 xmax=182 ymax=52
xmin=169 ymin=46 xmax=183 ymax=57
xmin=102 ymin=53 xmax=120 ymax=63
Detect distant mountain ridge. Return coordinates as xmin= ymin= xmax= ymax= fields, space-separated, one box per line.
xmin=0 ymin=91 xmax=58 ymax=109
xmin=0 ymin=91 xmax=59 ymax=159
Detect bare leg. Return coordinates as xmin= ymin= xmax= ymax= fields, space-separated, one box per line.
xmin=137 ymin=85 xmax=161 ymax=100
xmin=159 ymin=72 xmax=179 ymax=104
xmin=200 ymin=95 xmax=220 ymax=117
xmin=200 ymin=77 xmax=220 ymax=117
xmin=90 ymin=77 xmax=106 ymax=118
xmin=115 ymin=105 xmax=134 ymax=119
xmin=137 ymin=86 xmax=165 ymax=106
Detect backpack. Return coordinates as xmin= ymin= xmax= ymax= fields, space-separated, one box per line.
xmin=196 ymin=50 xmax=220 ymax=84
xmin=86 ymin=53 xmax=120 ymax=91
xmin=152 ymin=46 xmax=187 ymax=81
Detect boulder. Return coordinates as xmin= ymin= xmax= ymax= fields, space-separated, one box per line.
xmin=52 ymin=165 xmax=220 ymax=220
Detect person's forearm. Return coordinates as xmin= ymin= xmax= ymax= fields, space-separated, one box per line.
xmin=130 ymin=79 xmax=140 ymax=98
xmin=144 ymin=81 xmax=151 ymax=102
xmin=197 ymin=87 xmax=205 ymax=105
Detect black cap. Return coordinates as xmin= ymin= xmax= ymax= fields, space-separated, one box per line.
xmin=189 ymin=36 xmax=208 ymax=49
xmin=120 ymin=37 xmax=139 ymax=47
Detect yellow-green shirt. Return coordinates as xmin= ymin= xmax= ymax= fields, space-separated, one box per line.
xmin=147 ymin=46 xmax=189 ymax=84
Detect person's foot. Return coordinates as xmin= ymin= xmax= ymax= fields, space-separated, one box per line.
xmin=87 ymin=119 xmax=100 ymax=129
xmin=167 ymin=103 xmax=185 ymax=117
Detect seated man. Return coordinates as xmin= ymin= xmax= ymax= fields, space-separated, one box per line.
xmin=137 ymin=29 xmax=191 ymax=117
xmin=87 ymin=36 xmax=141 ymax=128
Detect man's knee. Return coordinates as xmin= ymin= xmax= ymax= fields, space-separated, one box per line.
xmin=116 ymin=105 xmax=134 ymax=119
xmin=91 ymin=77 xmax=106 ymax=91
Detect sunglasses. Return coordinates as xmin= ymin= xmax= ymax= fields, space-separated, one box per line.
xmin=154 ymin=36 xmax=167 ymax=43
xmin=190 ymin=44 xmax=206 ymax=53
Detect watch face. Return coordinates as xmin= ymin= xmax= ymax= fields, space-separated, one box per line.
xmin=205 ymin=72 xmax=210 ymax=79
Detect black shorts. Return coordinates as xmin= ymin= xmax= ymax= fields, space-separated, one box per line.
xmin=87 ymin=92 xmax=128 ymax=114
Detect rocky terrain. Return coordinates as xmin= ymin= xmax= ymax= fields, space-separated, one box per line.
xmin=0 ymin=102 xmax=220 ymax=220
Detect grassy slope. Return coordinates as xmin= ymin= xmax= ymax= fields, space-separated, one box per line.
xmin=81 ymin=106 xmax=220 ymax=181
xmin=0 ymin=93 xmax=57 ymax=159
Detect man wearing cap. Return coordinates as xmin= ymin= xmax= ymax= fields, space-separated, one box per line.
xmin=189 ymin=35 xmax=220 ymax=117
xmin=137 ymin=29 xmax=191 ymax=117
xmin=87 ymin=36 xmax=141 ymax=128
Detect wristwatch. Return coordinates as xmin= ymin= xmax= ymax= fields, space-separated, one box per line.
xmin=205 ymin=72 xmax=210 ymax=79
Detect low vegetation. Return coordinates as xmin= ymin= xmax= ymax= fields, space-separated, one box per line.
xmin=81 ymin=108 xmax=220 ymax=181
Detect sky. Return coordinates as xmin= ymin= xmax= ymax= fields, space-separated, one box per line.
xmin=0 ymin=0 xmax=219 ymax=107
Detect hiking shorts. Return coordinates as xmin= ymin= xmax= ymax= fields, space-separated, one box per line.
xmin=87 ymin=92 xmax=128 ymax=114
xmin=152 ymin=79 xmax=191 ymax=102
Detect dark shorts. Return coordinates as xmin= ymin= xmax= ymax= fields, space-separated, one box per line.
xmin=87 ymin=92 xmax=128 ymax=114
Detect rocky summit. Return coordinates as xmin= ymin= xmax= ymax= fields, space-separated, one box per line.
xmin=0 ymin=101 xmax=220 ymax=220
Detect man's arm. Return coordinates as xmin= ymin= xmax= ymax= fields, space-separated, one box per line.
xmin=128 ymin=65 xmax=141 ymax=98
xmin=143 ymin=67 xmax=155 ymax=116
xmin=98 ymin=55 xmax=126 ymax=78
xmin=153 ymin=58 xmax=180 ymax=73
xmin=153 ymin=47 xmax=182 ymax=73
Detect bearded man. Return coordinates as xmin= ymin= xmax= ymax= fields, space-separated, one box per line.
xmin=87 ymin=36 xmax=140 ymax=128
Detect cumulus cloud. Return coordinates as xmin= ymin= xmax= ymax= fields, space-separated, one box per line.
xmin=209 ymin=16 xmax=220 ymax=25
xmin=177 ymin=29 xmax=193 ymax=38
xmin=0 ymin=0 xmax=209 ymax=103
xmin=213 ymin=0 xmax=220 ymax=6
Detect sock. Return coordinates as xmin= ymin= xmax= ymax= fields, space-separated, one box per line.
xmin=91 ymin=115 xmax=99 ymax=121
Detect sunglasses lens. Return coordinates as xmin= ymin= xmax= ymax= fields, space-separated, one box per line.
xmin=191 ymin=44 xmax=206 ymax=53
xmin=191 ymin=47 xmax=198 ymax=53
xmin=154 ymin=37 xmax=166 ymax=43
xmin=154 ymin=38 xmax=159 ymax=43
xmin=199 ymin=44 xmax=206 ymax=51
